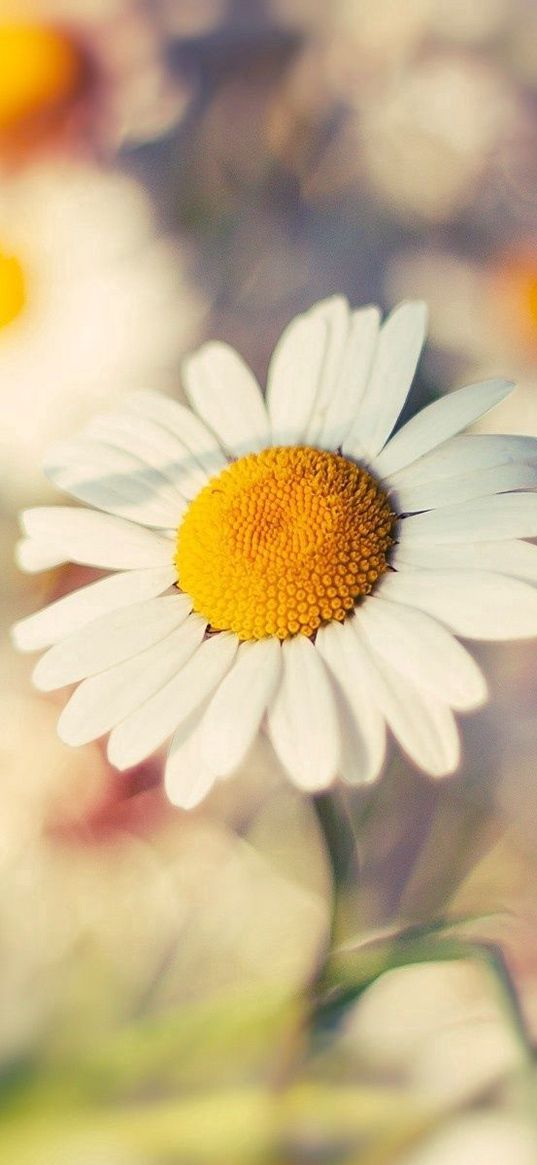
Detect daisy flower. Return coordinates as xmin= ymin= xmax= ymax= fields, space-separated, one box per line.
xmin=0 ymin=0 xmax=193 ymax=162
xmin=0 ymin=163 xmax=205 ymax=504
xmin=12 ymin=297 xmax=537 ymax=809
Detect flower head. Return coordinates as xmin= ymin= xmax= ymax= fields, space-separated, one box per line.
xmin=13 ymin=297 xmax=537 ymax=807
xmin=0 ymin=1 xmax=193 ymax=161
xmin=0 ymin=164 xmax=205 ymax=504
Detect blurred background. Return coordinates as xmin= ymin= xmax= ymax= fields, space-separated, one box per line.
xmin=2 ymin=1 xmax=537 ymax=1161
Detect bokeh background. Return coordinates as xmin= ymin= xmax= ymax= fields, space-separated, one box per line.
xmin=2 ymin=1 xmax=537 ymax=1161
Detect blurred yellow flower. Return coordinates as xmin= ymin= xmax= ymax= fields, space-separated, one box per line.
xmin=0 ymin=248 xmax=26 ymax=329
xmin=0 ymin=2 xmax=194 ymax=160
xmin=0 ymin=23 xmax=87 ymax=141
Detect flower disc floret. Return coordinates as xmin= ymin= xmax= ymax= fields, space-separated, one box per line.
xmin=176 ymin=446 xmax=394 ymax=640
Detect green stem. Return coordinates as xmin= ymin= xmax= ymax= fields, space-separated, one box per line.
xmin=311 ymin=789 xmax=360 ymax=990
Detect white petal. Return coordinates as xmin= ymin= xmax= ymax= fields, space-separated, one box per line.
xmin=267 ymin=635 xmax=340 ymax=791
xmin=380 ymin=569 xmax=537 ymax=639
xmin=44 ymin=439 xmax=183 ymax=528
xmin=356 ymin=596 xmax=487 ymax=710
xmin=183 ymin=341 xmax=270 ymax=456
xmin=347 ymin=622 xmax=460 ymax=777
xmin=84 ymin=412 xmax=208 ymax=500
xmin=12 ymin=565 xmax=176 ymax=652
xmin=342 ymin=301 xmax=427 ymax=462
xmin=373 ymin=379 xmax=514 ymax=479
xmin=393 ymin=538 xmax=537 ymax=581
xmin=200 ymin=638 xmax=282 ymax=777
xmin=266 ymin=303 xmax=329 ymax=445
xmin=317 ymin=306 xmax=380 ymax=451
xmin=33 ymin=594 xmax=193 ymax=690
xmin=315 ymin=620 xmax=386 ymax=785
xmin=15 ymin=540 xmax=66 ymax=573
xmin=107 ymin=631 xmax=239 ymax=771
xmin=387 ymin=434 xmax=537 ymax=492
xmin=391 ymin=462 xmax=537 ymax=513
xmin=124 ymin=391 xmax=228 ymax=477
xmin=304 ymin=296 xmax=351 ymax=445
xmin=165 ymin=712 xmax=217 ymax=810
xmin=58 ymin=616 xmax=206 ymax=746
xmin=399 ymin=494 xmax=537 ymax=545
xmin=21 ymin=508 xmax=174 ymax=570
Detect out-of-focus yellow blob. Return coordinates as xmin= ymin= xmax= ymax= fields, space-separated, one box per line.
xmin=489 ymin=256 xmax=537 ymax=352
xmin=0 ymin=249 xmax=25 ymax=328
xmin=0 ymin=23 xmax=85 ymax=131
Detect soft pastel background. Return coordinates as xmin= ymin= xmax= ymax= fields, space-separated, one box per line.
xmin=2 ymin=1 xmax=537 ymax=1162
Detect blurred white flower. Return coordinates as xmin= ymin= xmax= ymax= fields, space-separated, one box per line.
xmin=0 ymin=164 xmax=206 ymax=504
xmin=0 ymin=0 xmax=195 ymax=160
xmin=13 ymin=296 xmax=537 ymax=806
xmin=270 ymin=2 xmax=521 ymax=219
xmin=387 ymin=248 xmax=537 ymax=434
xmin=0 ymin=788 xmax=328 ymax=1062
xmin=358 ymin=53 xmax=517 ymax=222
xmin=342 ymin=959 xmax=527 ymax=1104
xmin=404 ymin=1113 xmax=537 ymax=1165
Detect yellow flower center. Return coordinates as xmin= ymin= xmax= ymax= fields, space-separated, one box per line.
xmin=0 ymin=247 xmax=26 ymax=329
xmin=0 ymin=23 xmax=87 ymax=133
xmin=176 ymin=446 xmax=394 ymax=641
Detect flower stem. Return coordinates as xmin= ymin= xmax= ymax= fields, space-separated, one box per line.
xmin=311 ymin=788 xmax=360 ymax=990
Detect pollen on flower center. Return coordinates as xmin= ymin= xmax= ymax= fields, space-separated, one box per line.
xmin=176 ymin=446 xmax=395 ymax=641
xmin=0 ymin=248 xmax=26 ymax=329
xmin=0 ymin=23 xmax=88 ymax=133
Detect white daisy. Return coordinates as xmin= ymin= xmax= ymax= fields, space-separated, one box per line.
xmin=0 ymin=0 xmax=193 ymax=161
xmin=12 ymin=296 xmax=537 ymax=808
xmin=0 ymin=163 xmax=206 ymax=504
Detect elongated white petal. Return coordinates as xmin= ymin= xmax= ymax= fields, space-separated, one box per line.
xmin=356 ymin=596 xmax=487 ymax=710
xmin=85 ymin=412 xmax=208 ymax=500
xmin=399 ymin=493 xmax=537 ymax=545
xmin=165 ymin=712 xmax=217 ymax=810
xmin=373 ymin=379 xmax=514 ymax=479
xmin=200 ymin=638 xmax=282 ymax=777
xmin=33 ymin=594 xmax=192 ymax=690
xmin=107 ymin=631 xmax=238 ymax=771
xmin=267 ymin=635 xmax=340 ymax=791
xmin=124 ymin=390 xmax=228 ymax=477
xmin=21 ymin=508 xmax=174 ymax=570
xmin=347 ymin=622 xmax=460 ymax=777
xmin=392 ymin=462 xmax=537 ymax=513
xmin=183 ymin=342 xmax=269 ymax=456
xmin=387 ymin=434 xmax=537 ymax=493
xmin=44 ymin=439 xmax=182 ymax=528
xmin=343 ymin=302 xmax=427 ymax=462
xmin=304 ymin=297 xmax=350 ymax=445
xmin=393 ymin=537 xmax=537 ymax=580
xmin=266 ymin=305 xmax=328 ymax=445
xmin=381 ymin=569 xmax=537 ymax=639
xmin=318 ymin=306 xmax=380 ymax=451
xmin=316 ymin=620 xmax=386 ymax=785
xmin=12 ymin=566 xmax=176 ymax=652
xmin=58 ymin=616 xmax=206 ymax=746
xmin=15 ymin=540 xmax=66 ymax=573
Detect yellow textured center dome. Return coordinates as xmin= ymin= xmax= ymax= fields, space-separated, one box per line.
xmin=176 ymin=446 xmax=394 ymax=641
xmin=0 ymin=23 xmax=87 ymax=131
